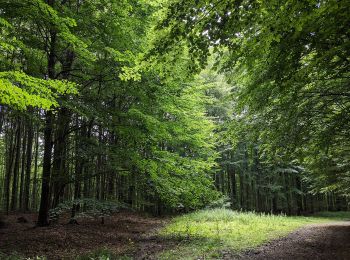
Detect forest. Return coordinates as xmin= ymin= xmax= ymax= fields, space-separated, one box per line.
xmin=0 ymin=0 xmax=349 ymax=259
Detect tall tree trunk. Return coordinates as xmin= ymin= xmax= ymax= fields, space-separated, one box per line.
xmin=4 ymin=119 xmax=15 ymax=214
xmin=252 ymin=147 xmax=261 ymax=211
xmin=228 ymin=152 xmax=236 ymax=209
xmin=82 ymin=120 xmax=93 ymax=199
xmin=23 ymin=117 xmax=34 ymax=212
xmin=37 ymin=17 xmax=56 ymax=225
xmin=71 ymin=117 xmax=84 ymax=220
xmin=19 ymin=122 xmax=27 ymax=210
xmin=31 ymin=128 xmax=39 ymax=211
xmin=51 ymin=50 xmax=74 ymax=208
xmin=52 ymin=107 xmax=71 ymax=208
xmin=0 ymin=106 xmax=5 ymax=135
xmin=37 ymin=111 xmax=54 ymax=226
xmin=239 ymin=171 xmax=244 ymax=209
xmin=11 ymin=118 xmax=21 ymax=211
xmin=243 ymin=147 xmax=250 ymax=210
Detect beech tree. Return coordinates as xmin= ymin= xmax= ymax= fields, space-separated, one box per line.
xmin=156 ymin=0 xmax=350 ymax=208
xmin=0 ymin=0 xmax=348 ymax=223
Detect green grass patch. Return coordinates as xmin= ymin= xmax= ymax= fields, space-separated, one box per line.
xmin=158 ymin=209 xmax=350 ymax=259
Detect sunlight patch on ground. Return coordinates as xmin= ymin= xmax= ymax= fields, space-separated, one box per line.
xmin=157 ymin=209 xmax=350 ymax=259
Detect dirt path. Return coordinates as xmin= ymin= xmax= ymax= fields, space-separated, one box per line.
xmin=234 ymin=221 xmax=350 ymax=260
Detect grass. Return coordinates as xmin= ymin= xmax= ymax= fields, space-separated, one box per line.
xmin=158 ymin=209 xmax=350 ymax=259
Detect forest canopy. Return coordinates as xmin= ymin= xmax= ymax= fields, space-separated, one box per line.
xmin=0 ymin=0 xmax=349 ymax=227
xmin=158 ymin=0 xmax=350 ymax=197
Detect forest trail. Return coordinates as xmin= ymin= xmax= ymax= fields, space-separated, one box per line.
xmin=236 ymin=221 xmax=350 ymax=260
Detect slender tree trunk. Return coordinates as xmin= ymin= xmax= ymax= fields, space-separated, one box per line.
xmin=283 ymin=173 xmax=291 ymax=215
xmin=82 ymin=120 xmax=93 ymax=199
xmin=295 ymin=175 xmax=303 ymax=215
xmin=31 ymin=129 xmax=39 ymax=211
xmin=37 ymin=2 xmax=56 ymax=225
xmin=52 ymin=108 xmax=71 ymax=208
xmin=228 ymin=152 xmax=236 ymax=208
xmin=0 ymin=106 xmax=5 ymax=135
xmin=11 ymin=118 xmax=21 ymax=211
xmin=5 ymin=119 xmax=15 ymax=214
xmin=71 ymin=117 xmax=83 ymax=220
xmin=23 ymin=117 xmax=34 ymax=212
xmin=19 ymin=122 xmax=27 ymax=210
xmin=243 ymin=147 xmax=250 ymax=210
xmin=96 ymin=130 xmax=102 ymax=200
xmin=37 ymin=111 xmax=54 ymax=226
xmin=51 ymin=50 xmax=74 ymax=208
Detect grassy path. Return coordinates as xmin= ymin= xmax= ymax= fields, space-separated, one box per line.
xmin=154 ymin=210 xmax=350 ymax=259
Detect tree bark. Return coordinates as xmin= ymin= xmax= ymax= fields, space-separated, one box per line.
xmin=11 ymin=118 xmax=21 ymax=211
xmin=31 ymin=128 xmax=39 ymax=210
xmin=51 ymin=108 xmax=71 ymax=208
xmin=23 ymin=117 xmax=34 ymax=212
xmin=4 ymin=119 xmax=15 ymax=214
xmin=37 ymin=17 xmax=56 ymax=225
xmin=19 ymin=121 xmax=27 ymax=210
xmin=37 ymin=111 xmax=54 ymax=226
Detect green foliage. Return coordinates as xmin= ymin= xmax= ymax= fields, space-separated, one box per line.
xmin=157 ymin=0 xmax=350 ymax=198
xmin=130 ymin=80 xmax=220 ymax=209
xmin=0 ymin=71 xmax=77 ymax=110
xmin=0 ymin=0 xmax=81 ymax=111
xmin=0 ymin=0 xmax=221 ymax=214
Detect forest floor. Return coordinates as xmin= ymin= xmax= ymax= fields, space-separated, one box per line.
xmin=1 ymin=210 xmax=350 ymax=259
xmin=0 ymin=211 xmax=170 ymax=259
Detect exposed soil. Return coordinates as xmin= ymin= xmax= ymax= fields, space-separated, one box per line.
xmin=0 ymin=212 xmax=169 ymax=259
xmin=231 ymin=221 xmax=350 ymax=260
